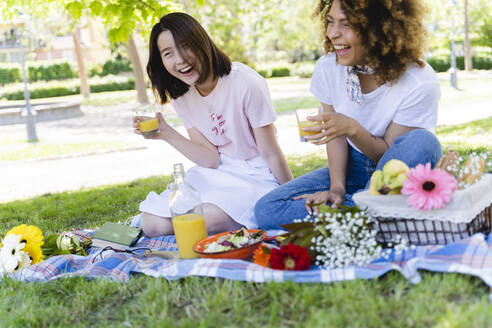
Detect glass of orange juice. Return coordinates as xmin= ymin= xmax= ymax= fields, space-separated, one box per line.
xmin=296 ymin=108 xmax=321 ymax=142
xmin=134 ymin=103 xmax=160 ymax=137
xmin=138 ymin=118 xmax=160 ymax=137
xmin=172 ymin=213 xmax=208 ymax=259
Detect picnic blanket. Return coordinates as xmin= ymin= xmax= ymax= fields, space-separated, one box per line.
xmin=7 ymin=229 xmax=492 ymax=288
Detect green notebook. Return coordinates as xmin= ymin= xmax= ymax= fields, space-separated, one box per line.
xmin=92 ymin=222 xmax=143 ymax=250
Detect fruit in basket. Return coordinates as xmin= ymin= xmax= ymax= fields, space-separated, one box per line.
xmin=383 ymin=159 xmax=410 ymax=183
xmin=386 ymin=172 xmax=408 ymax=194
xmin=369 ymin=159 xmax=409 ymax=195
xmin=369 ymin=170 xmax=384 ymax=195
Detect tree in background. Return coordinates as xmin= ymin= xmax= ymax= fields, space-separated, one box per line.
xmin=426 ymin=0 xmax=491 ymax=63
xmin=266 ymin=0 xmax=321 ymax=63
xmin=72 ymin=25 xmax=90 ymax=97
xmin=473 ymin=0 xmax=492 ymax=52
xmin=63 ymin=0 xmax=181 ymax=104
xmin=0 ymin=0 xmax=190 ymax=104
xmin=180 ymin=0 xmax=321 ymax=65
xmin=477 ymin=17 xmax=492 ymax=50
xmin=1 ymin=2 xmax=94 ymax=98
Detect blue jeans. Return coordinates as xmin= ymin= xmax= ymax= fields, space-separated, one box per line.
xmin=254 ymin=129 xmax=442 ymax=229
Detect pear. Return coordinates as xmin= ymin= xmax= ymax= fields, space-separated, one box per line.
xmin=369 ymin=160 xmax=410 ymax=195
xmin=387 ymin=171 xmax=408 ymax=190
xmin=382 ymin=159 xmax=410 ymax=185
xmin=369 ymin=170 xmax=384 ymax=195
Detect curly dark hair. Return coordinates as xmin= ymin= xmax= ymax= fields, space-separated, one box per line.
xmin=313 ymin=0 xmax=429 ymax=84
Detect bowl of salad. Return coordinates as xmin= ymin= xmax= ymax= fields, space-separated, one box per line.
xmin=193 ymin=228 xmax=266 ymax=259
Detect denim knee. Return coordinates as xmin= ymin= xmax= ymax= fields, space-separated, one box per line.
xmin=254 ymin=193 xmax=271 ymax=228
xmin=254 ymin=190 xmax=293 ymax=229
xmin=377 ymin=129 xmax=442 ymax=170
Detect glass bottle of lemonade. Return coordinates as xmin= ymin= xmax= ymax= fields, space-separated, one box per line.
xmin=169 ymin=163 xmax=208 ymax=259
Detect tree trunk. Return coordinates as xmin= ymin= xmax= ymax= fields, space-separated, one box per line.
xmin=464 ymin=0 xmax=473 ymax=71
xmin=72 ymin=26 xmax=90 ymax=98
xmin=127 ymin=36 xmax=148 ymax=104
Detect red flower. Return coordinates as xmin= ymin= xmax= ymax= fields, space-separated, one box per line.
xmin=269 ymin=244 xmax=311 ymax=270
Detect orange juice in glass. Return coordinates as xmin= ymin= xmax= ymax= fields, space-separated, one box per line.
xmin=138 ymin=118 xmax=160 ymax=137
xmin=296 ymin=108 xmax=321 ymax=142
xmin=135 ymin=103 xmax=160 ymax=137
xmin=172 ymin=213 xmax=208 ymax=259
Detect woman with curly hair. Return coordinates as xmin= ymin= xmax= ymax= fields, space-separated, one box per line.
xmin=255 ymin=0 xmax=442 ymax=227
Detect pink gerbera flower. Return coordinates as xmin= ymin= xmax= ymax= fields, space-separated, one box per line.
xmin=401 ymin=163 xmax=458 ymax=211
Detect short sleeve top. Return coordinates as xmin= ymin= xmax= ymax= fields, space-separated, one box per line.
xmin=310 ymin=53 xmax=440 ymax=152
xmin=171 ymin=62 xmax=277 ymax=160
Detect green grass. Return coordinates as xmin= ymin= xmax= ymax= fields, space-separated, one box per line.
xmin=0 ymin=119 xmax=491 ymax=327
xmin=273 ymin=96 xmax=321 ymax=113
xmin=270 ymin=74 xmax=492 ymax=113
xmin=1 ymin=273 xmax=490 ymax=327
xmin=0 ymin=141 xmax=138 ymax=161
xmin=1 ymin=73 xmax=492 ymax=112
xmin=436 ymin=116 xmax=492 ymax=154
xmin=0 ymin=89 xmax=142 ymax=108
xmin=439 ymin=77 xmax=492 ymax=106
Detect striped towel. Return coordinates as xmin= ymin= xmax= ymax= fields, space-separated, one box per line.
xmin=7 ymin=230 xmax=492 ymax=287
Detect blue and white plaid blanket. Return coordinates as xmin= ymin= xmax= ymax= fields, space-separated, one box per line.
xmin=8 ymin=230 xmax=492 ymax=287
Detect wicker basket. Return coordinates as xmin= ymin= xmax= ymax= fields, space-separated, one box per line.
xmin=353 ymin=174 xmax=492 ymax=246
xmin=373 ymin=204 xmax=491 ymax=245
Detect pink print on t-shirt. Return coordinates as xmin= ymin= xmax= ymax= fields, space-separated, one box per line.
xmin=171 ymin=62 xmax=277 ymax=159
xmin=210 ymin=112 xmax=226 ymax=136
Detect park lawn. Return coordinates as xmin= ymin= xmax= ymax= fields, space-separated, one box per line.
xmin=0 ymin=117 xmax=491 ymax=327
xmin=269 ymin=73 xmax=492 ymax=114
xmin=0 ymin=140 xmax=138 ymax=161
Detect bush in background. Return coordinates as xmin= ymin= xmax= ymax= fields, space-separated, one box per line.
xmin=255 ymin=64 xmax=291 ymax=78
xmin=426 ymin=57 xmax=449 ymax=73
xmin=291 ymin=62 xmax=315 ymax=78
xmin=0 ymin=58 xmax=133 ymax=84
xmin=270 ymin=67 xmax=290 ymax=77
xmin=89 ymin=59 xmax=132 ymax=77
xmin=27 ymin=61 xmax=76 ymax=82
xmin=256 ymin=69 xmax=268 ymax=78
xmin=0 ymin=64 xmax=21 ymax=85
xmin=0 ymin=75 xmax=135 ymax=100
xmin=427 ymin=56 xmax=492 ymax=72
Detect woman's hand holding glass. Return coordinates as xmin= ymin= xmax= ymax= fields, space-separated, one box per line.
xmin=302 ymin=112 xmax=356 ymax=145
xmin=133 ymin=112 xmax=170 ymax=139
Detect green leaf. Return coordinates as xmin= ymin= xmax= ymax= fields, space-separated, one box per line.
xmin=298 ymin=232 xmax=316 ymax=248
xmin=42 ymin=234 xmax=59 ymax=256
xmin=260 ymin=245 xmax=271 ymax=255
xmin=318 ymin=205 xmax=341 ymax=214
xmin=89 ymin=1 xmax=104 ymax=16
xmin=281 ymin=222 xmax=312 ymax=232
xmin=65 ymin=1 xmax=84 ymax=21
xmin=317 ymin=224 xmax=328 ymax=238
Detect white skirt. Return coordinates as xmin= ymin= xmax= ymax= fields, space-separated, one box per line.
xmin=139 ymin=154 xmax=279 ymax=228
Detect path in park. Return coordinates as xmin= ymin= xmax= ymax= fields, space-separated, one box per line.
xmin=1 ymin=77 xmax=491 ymax=203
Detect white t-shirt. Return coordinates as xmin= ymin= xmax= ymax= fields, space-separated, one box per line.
xmin=310 ymin=53 xmax=440 ymax=152
xmin=172 ymin=62 xmax=277 ymax=160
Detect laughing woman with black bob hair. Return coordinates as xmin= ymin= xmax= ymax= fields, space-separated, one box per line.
xmin=133 ymin=12 xmax=292 ymax=237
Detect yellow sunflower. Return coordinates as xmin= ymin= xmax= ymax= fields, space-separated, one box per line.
xmin=6 ymin=224 xmax=44 ymax=264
